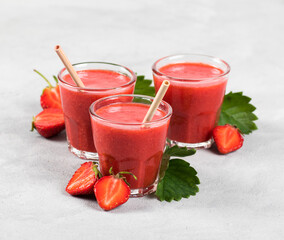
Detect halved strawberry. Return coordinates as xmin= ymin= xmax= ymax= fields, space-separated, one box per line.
xmin=34 ymin=69 xmax=62 ymax=109
xmin=94 ymin=169 xmax=136 ymax=211
xmin=213 ymin=124 xmax=244 ymax=154
xmin=66 ymin=162 xmax=100 ymax=196
xmin=31 ymin=108 xmax=65 ymax=138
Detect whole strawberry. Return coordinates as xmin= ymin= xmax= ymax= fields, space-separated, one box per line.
xmin=94 ymin=168 xmax=136 ymax=211
xmin=213 ymin=124 xmax=244 ymax=154
xmin=66 ymin=162 xmax=100 ymax=195
xmin=31 ymin=108 xmax=65 ymax=138
xmin=34 ymin=69 xmax=62 ymax=109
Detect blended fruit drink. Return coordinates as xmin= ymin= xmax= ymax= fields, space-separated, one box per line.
xmin=89 ymin=95 xmax=172 ymax=196
xmin=58 ymin=62 xmax=136 ymax=160
xmin=153 ymin=54 xmax=230 ymax=148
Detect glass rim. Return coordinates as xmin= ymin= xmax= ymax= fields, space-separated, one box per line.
xmin=89 ymin=94 xmax=172 ymax=126
xmin=57 ymin=61 xmax=136 ymax=91
xmin=152 ymin=54 xmax=231 ymax=82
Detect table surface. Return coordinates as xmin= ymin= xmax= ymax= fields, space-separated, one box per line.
xmin=1 ymin=0 xmax=284 ymax=239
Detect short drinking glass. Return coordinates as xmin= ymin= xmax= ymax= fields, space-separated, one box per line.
xmin=152 ymin=54 xmax=230 ymax=148
xmin=89 ymin=94 xmax=172 ymax=197
xmin=58 ymin=62 xmax=136 ymax=160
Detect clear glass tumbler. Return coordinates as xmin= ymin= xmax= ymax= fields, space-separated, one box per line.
xmin=152 ymin=54 xmax=230 ymax=148
xmin=89 ymin=94 xmax=172 ymax=197
xmin=58 ymin=62 xmax=136 ymax=160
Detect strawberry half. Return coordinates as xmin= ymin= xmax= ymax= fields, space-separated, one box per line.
xmin=213 ymin=124 xmax=244 ymax=154
xmin=34 ymin=69 xmax=62 ymax=109
xmin=66 ymin=162 xmax=100 ymax=195
xmin=94 ymin=169 xmax=136 ymax=211
xmin=31 ymin=108 xmax=65 ymax=138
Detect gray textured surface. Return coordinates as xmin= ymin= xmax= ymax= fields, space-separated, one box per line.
xmin=1 ymin=0 xmax=284 ymax=239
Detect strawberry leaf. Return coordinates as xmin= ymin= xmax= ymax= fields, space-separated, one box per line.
xmin=159 ymin=145 xmax=196 ymax=180
xmin=156 ymin=159 xmax=200 ymax=202
xmin=219 ymin=92 xmax=258 ymax=134
xmin=164 ymin=145 xmax=196 ymax=157
xmin=134 ymin=75 xmax=155 ymax=97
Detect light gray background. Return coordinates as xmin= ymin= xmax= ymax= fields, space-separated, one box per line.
xmin=0 ymin=0 xmax=283 ymax=239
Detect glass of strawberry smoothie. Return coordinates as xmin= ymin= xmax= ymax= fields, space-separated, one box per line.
xmin=58 ymin=62 xmax=136 ymax=160
xmin=89 ymin=94 xmax=172 ymax=197
xmin=153 ymin=54 xmax=230 ymax=148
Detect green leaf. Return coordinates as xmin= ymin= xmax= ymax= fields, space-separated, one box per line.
xmin=134 ymin=75 xmax=155 ymax=97
xmin=159 ymin=145 xmax=196 ymax=180
xmin=156 ymin=159 xmax=200 ymax=202
xmin=159 ymin=152 xmax=171 ymax=181
xmin=53 ymin=75 xmax=59 ymax=84
xmin=219 ymin=92 xmax=258 ymax=134
xmin=164 ymin=145 xmax=196 ymax=157
xmin=132 ymin=97 xmax=152 ymax=105
xmin=92 ymin=163 xmax=102 ymax=178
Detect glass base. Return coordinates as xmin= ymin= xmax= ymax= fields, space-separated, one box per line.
xmin=68 ymin=142 xmax=99 ymax=161
xmin=169 ymin=138 xmax=213 ymax=149
xmin=130 ymin=179 xmax=158 ymax=198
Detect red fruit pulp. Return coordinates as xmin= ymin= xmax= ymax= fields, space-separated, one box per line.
xmin=41 ymin=85 xmax=62 ymax=109
xmin=35 ymin=108 xmax=64 ymax=126
xmin=94 ymin=175 xmax=130 ymax=211
xmin=213 ymin=124 xmax=244 ymax=154
xmin=33 ymin=108 xmax=65 ymax=138
xmin=66 ymin=162 xmax=98 ymax=195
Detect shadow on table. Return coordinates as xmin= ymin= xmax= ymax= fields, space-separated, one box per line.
xmin=208 ymin=143 xmax=221 ymax=155
xmin=46 ymin=130 xmax=66 ymax=142
xmin=68 ymin=194 xmax=150 ymax=213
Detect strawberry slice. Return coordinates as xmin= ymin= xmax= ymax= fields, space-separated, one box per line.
xmin=34 ymin=69 xmax=62 ymax=109
xmin=66 ymin=162 xmax=100 ymax=195
xmin=213 ymin=124 xmax=244 ymax=154
xmin=31 ymin=108 xmax=65 ymax=138
xmin=41 ymin=85 xmax=61 ymax=109
xmin=94 ymin=176 xmax=130 ymax=211
xmin=94 ymin=169 xmax=136 ymax=211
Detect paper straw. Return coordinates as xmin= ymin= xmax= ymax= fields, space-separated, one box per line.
xmin=54 ymin=45 xmax=85 ymax=88
xmin=142 ymin=80 xmax=170 ymax=123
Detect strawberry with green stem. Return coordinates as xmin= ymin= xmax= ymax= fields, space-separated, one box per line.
xmin=34 ymin=69 xmax=62 ymax=109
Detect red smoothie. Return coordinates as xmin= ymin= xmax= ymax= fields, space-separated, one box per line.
xmin=90 ymin=98 xmax=171 ymax=193
xmin=153 ymin=62 xmax=228 ymax=144
xmin=58 ymin=65 xmax=136 ymax=158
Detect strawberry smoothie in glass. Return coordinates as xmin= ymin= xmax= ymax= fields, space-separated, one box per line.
xmin=89 ymin=94 xmax=172 ymax=197
xmin=58 ymin=62 xmax=136 ymax=160
xmin=153 ymin=54 xmax=230 ymax=148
